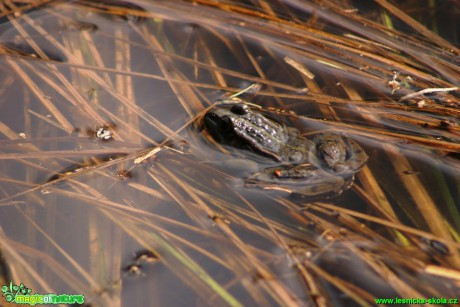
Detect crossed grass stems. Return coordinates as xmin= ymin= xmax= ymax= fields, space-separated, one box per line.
xmin=0 ymin=0 xmax=459 ymax=306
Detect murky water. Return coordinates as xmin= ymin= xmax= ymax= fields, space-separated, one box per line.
xmin=0 ymin=1 xmax=459 ymax=306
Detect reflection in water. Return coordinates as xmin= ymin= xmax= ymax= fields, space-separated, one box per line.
xmin=0 ymin=0 xmax=459 ymax=306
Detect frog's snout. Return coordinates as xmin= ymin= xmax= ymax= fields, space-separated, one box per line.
xmin=204 ymin=112 xmax=234 ymax=143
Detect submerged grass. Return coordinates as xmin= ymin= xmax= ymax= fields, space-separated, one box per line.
xmin=0 ymin=0 xmax=459 ymax=306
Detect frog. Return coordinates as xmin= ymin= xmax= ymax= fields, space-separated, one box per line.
xmin=203 ymin=103 xmax=368 ymax=197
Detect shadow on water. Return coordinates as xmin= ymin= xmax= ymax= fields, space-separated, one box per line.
xmin=0 ymin=0 xmax=459 ymax=306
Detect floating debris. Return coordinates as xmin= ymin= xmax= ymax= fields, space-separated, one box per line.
xmin=0 ymin=42 xmax=66 ymax=62
xmin=86 ymin=123 xmax=117 ymax=142
xmin=399 ymin=87 xmax=458 ymax=102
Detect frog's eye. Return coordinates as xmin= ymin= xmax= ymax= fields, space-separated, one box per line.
xmin=230 ymin=104 xmax=249 ymax=115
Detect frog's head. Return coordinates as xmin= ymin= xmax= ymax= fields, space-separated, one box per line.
xmin=203 ymin=104 xmax=250 ymax=143
xmin=203 ymin=103 xmax=293 ymax=163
